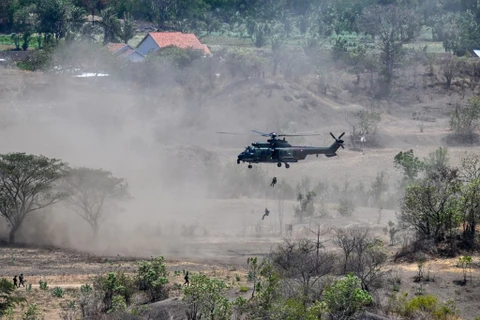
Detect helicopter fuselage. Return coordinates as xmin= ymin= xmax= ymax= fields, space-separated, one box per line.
xmin=217 ymin=130 xmax=345 ymax=169
xmin=237 ymin=139 xmax=341 ymax=168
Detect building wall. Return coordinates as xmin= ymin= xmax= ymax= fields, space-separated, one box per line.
xmin=127 ymin=52 xmax=145 ymax=63
xmin=136 ymin=35 xmax=159 ymax=56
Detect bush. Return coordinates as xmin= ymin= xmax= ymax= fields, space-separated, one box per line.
xmin=0 ymin=278 xmax=26 ymax=315
xmin=239 ymin=286 xmax=249 ymax=293
xmin=77 ymin=284 xmax=101 ymax=319
xmin=51 ymin=287 xmax=64 ymax=298
xmin=108 ymin=295 xmax=127 ymax=314
xmin=17 ymin=45 xmax=55 ymax=71
xmin=39 ymin=280 xmax=48 ymax=290
xmin=321 ymin=274 xmax=372 ymax=319
xmin=398 ymin=295 xmax=459 ymax=320
xmin=21 ymin=303 xmax=44 ymax=320
xmin=136 ymin=256 xmax=169 ymax=302
xmin=94 ymin=271 xmax=135 ymax=313
xmin=183 ymin=274 xmax=231 ymax=320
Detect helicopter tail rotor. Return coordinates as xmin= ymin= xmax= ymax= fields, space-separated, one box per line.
xmin=330 ymin=132 xmax=345 ymax=149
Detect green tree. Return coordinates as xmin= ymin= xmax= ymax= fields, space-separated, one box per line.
xmin=63 ymin=167 xmax=129 ymax=238
xmin=394 ymin=149 xmax=424 ymax=184
xmin=321 ymin=274 xmax=372 ymax=320
xmin=183 ymin=273 xmax=231 ymax=320
xmin=119 ymin=12 xmax=136 ymax=43
xmin=136 ymin=256 xmax=169 ymax=302
xmin=0 ymin=278 xmax=26 ymax=315
xmin=35 ymin=0 xmax=71 ymax=42
xmin=12 ymin=3 xmax=35 ymax=50
xmin=0 ymin=153 xmax=67 ymax=244
xmin=246 ymin=257 xmax=280 ymax=319
xmin=358 ymin=5 xmax=420 ymax=93
xmin=442 ymin=11 xmax=480 ymax=56
xmin=65 ymin=5 xmax=88 ymax=42
xmin=458 ymin=255 xmax=472 ymax=283
xmin=399 ymin=167 xmax=461 ymax=243
xmin=252 ymin=22 xmax=271 ymax=48
xmin=99 ymin=6 xmax=121 ymax=44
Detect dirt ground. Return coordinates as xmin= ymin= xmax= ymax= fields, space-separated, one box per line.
xmin=0 ymin=246 xmax=252 ymax=319
xmin=1 ymin=65 xmax=480 ymax=319
xmin=1 ymin=245 xmax=479 ymax=319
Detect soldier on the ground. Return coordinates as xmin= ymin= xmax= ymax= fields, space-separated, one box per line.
xmin=19 ymin=274 xmax=25 ymax=287
xmin=184 ymin=271 xmax=189 ymax=285
xmin=13 ymin=275 xmax=18 ymax=288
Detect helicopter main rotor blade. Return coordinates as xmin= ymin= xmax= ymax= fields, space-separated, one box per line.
xmin=330 ymin=132 xmax=337 ymax=140
xmin=216 ymin=131 xmax=252 ymax=136
xmin=277 ymin=133 xmax=324 ymax=137
xmin=338 ymin=132 xmax=345 ymax=139
xmin=251 ymin=130 xmax=271 ymax=137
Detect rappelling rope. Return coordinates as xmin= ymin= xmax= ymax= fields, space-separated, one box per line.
xmin=265 ymin=165 xmax=269 ymax=208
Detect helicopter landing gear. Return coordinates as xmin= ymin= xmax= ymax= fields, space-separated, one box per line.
xmin=248 ymin=164 xmax=252 ymax=169
xmin=237 ymin=159 xmax=240 ymax=164
xmin=285 ymin=163 xmax=290 ymax=169
xmin=277 ymin=162 xmax=282 ymax=167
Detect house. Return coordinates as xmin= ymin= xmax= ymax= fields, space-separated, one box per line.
xmin=106 ymin=42 xmax=145 ymax=62
xmin=136 ymin=32 xmax=212 ymax=57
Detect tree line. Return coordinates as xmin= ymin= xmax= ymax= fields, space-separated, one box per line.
xmin=0 ymin=152 xmax=129 ymax=244
xmin=3 ymin=0 xmax=480 ymax=51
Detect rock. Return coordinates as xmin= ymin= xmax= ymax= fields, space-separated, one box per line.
xmin=284 ymin=95 xmax=294 ymax=102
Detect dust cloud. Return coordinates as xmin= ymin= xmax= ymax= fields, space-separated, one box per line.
xmin=0 ymin=42 xmax=400 ymax=263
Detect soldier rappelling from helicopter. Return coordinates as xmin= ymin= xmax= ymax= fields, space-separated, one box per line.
xmin=262 ymin=208 xmax=270 ymax=220
xmin=270 ymin=177 xmax=277 ymax=187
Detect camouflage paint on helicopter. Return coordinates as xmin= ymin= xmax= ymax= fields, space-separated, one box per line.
xmin=217 ymin=130 xmax=345 ymax=169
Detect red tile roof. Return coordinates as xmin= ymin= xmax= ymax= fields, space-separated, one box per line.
xmin=106 ymin=42 xmax=128 ymax=53
xmin=147 ymin=32 xmax=211 ymax=55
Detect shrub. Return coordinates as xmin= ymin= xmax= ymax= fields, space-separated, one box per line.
xmin=400 ymin=295 xmax=459 ymax=320
xmin=94 ymin=271 xmax=135 ymax=313
xmin=108 ymin=295 xmax=127 ymax=314
xmin=0 ymin=278 xmax=26 ymax=315
xmin=183 ymin=274 xmax=231 ymax=320
xmin=77 ymin=284 xmax=100 ymax=318
xmin=136 ymin=256 xmax=169 ymax=302
xmin=39 ymin=280 xmax=48 ymax=290
xmin=239 ymin=286 xmax=249 ymax=293
xmin=52 ymin=287 xmax=64 ymax=298
xmin=321 ymin=274 xmax=372 ymax=319
xmin=21 ymin=303 xmax=44 ymax=320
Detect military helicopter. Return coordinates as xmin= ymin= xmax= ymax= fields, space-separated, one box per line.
xmin=216 ymin=130 xmax=345 ymax=169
